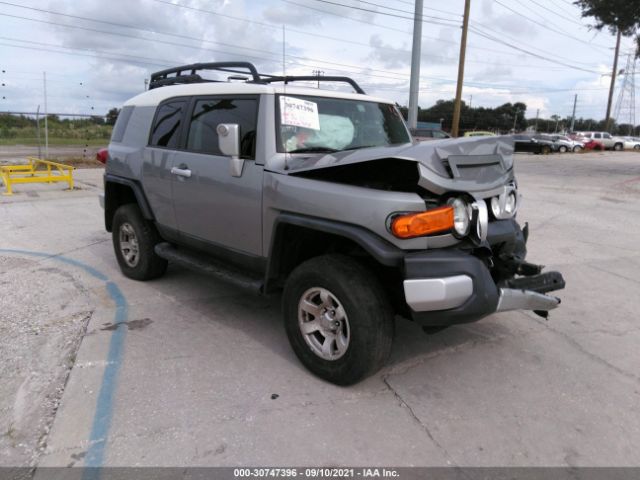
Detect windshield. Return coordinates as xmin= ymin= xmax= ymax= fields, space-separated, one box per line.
xmin=276 ymin=94 xmax=411 ymax=153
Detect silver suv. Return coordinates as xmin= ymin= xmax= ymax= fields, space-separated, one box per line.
xmin=102 ymin=62 xmax=565 ymax=385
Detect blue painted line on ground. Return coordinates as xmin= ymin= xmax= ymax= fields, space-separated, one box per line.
xmin=0 ymin=248 xmax=127 ymax=468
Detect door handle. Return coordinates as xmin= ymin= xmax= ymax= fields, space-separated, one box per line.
xmin=171 ymin=166 xmax=192 ymax=178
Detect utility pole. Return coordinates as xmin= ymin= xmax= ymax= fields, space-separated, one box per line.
xmin=469 ymin=94 xmax=472 ymax=109
xmin=36 ymin=105 xmax=41 ymax=159
xmin=535 ymin=109 xmax=540 ymax=132
xmin=605 ymin=29 xmax=622 ymax=132
xmin=144 ymin=78 xmax=148 ymax=91
xmin=570 ymin=94 xmax=577 ymax=132
xmin=43 ymin=72 xmax=48 ymax=159
xmin=512 ymin=108 xmax=519 ymax=132
xmin=407 ymin=0 xmax=424 ymax=130
xmin=451 ymin=0 xmax=471 ymax=137
xmin=312 ymin=69 xmax=324 ymax=88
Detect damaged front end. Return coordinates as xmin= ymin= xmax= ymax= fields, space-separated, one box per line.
xmin=268 ymin=135 xmax=565 ymax=325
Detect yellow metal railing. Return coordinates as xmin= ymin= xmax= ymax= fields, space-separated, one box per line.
xmin=0 ymin=157 xmax=74 ymax=195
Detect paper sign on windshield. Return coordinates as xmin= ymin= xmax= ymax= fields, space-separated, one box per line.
xmin=280 ymin=96 xmax=320 ymax=130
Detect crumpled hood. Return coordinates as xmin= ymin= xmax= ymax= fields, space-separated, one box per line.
xmin=273 ymin=136 xmax=516 ymax=195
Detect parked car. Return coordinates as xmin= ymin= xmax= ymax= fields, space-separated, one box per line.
xmin=623 ymin=136 xmax=640 ymax=151
xmin=578 ymin=132 xmax=625 ymax=151
xmin=549 ymin=135 xmax=584 ymax=153
xmin=464 ymin=131 xmax=496 ymax=137
xmin=512 ymin=134 xmax=553 ymax=154
xmin=410 ymin=128 xmax=451 ymax=141
xmin=583 ymin=139 xmax=605 ymax=151
xmin=101 ymin=61 xmax=565 ymax=385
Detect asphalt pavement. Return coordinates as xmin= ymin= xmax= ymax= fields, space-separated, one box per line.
xmin=1 ymin=151 xmax=639 ymax=468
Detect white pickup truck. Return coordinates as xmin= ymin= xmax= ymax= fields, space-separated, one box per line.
xmin=579 ymin=131 xmax=625 ymax=151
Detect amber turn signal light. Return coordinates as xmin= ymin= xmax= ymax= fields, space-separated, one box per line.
xmin=391 ymin=206 xmax=455 ymax=239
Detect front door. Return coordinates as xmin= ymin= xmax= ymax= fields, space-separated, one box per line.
xmin=171 ymin=95 xmax=263 ymax=257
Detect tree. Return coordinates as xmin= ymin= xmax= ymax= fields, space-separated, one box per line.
xmin=574 ymin=0 xmax=640 ymax=130
xmin=574 ymin=0 xmax=640 ymax=56
xmin=106 ymin=107 xmax=120 ymax=126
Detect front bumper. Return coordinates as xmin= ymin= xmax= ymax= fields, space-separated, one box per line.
xmin=403 ymin=220 xmax=564 ymax=327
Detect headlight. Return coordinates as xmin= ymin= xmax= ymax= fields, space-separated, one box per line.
xmin=491 ymin=189 xmax=518 ymax=219
xmin=448 ymin=197 xmax=471 ymax=237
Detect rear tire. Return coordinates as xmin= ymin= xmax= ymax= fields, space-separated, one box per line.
xmin=112 ymin=204 xmax=167 ymax=281
xmin=559 ymin=145 xmax=568 ymax=153
xmin=613 ymin=143 xmax=623 ymax=151
xmin=542 ymin=145 xmax=551 ymax=155
xmin=634 ymin=145 xmax=640 ymax=151
xmin=283 ymin=255 xmax=394 ymax=385
xmin=573 ymin=145 xmax=582 ymax=152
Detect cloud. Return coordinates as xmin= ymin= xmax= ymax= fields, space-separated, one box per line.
xmin=367 ymin=35 xmax=410 ymax=69
xmin=262 ymin=4 xmax=322 ymax=26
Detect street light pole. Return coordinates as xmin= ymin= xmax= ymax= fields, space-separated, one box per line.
xmin=407 ymin=0 xmax=424 ymax=130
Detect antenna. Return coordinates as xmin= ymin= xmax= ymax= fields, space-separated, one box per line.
xmin=282 ymin=25 xmax=286 ymax=77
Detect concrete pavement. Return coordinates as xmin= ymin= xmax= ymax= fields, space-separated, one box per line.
xmin=1 ymin=152 xmax=639 ymax=468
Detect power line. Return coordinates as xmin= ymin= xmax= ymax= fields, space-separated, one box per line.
xmin=493 ymin=0 xmax=612 ymax=51
xmin=469 ymin=26 xmax=602 ymax=74
xmin=305 ymin=0 xmax=460 ymax=27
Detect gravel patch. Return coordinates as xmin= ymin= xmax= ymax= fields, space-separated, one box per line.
xmin=0 ymin=255 xmax=94 ymax=466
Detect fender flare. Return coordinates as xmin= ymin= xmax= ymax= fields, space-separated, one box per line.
xmin=104 ymin=173 xmax=154 ymax=220
xmin=264 ymin=212 xmax=404 ymax=291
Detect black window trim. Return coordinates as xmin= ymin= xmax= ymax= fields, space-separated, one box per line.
xmin=181 ymin=94 xmax=260 ymax=160
xmin=147 ymin=96 xmax=189 ymax=150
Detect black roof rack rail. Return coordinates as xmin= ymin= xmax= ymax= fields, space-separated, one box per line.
xmin=148 ymin=62 xmax=367 ymax=95
xmin=257 ymin=75 xmax=366 ymax=94
xmin=148 ymin=62 xmax=263 ymax=89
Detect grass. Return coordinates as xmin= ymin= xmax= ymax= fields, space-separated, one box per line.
xmin=0 ymin=138 xmax=108 ymax=146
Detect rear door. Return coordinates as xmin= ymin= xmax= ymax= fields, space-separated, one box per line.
xmin=171 ymin=95 xmax=263 ymax=256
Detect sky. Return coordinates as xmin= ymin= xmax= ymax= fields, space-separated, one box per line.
xmin=0 ymin=0 xmax=638 ymax=123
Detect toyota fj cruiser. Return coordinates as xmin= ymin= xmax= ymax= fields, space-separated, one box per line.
xmin=101 ymin=62 xmax=565 ymax=385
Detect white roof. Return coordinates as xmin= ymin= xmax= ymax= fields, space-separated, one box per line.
xmin=124 ymin=81 xmax=394 ymax=107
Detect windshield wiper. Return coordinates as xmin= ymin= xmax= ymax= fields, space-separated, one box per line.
xmin=288 ymin=147 xmax=338 ymax=154
xmin=341 ymin=145 xmax=378 ymax=151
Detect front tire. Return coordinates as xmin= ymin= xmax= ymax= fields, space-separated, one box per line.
xmin=559 ymin=145 xmax=568 ymax=153
xmin=542 ymin=145 xmax=551 ymax=155
xmin=573 ymin=145 xmax=582 ymax=152
xmin=283 ymin=255 xmax=394 ymax=385
xmin=614 ymin=143 xmax=623 ymax=151
xmin=112 ymin=204 xmax=167 ymax=281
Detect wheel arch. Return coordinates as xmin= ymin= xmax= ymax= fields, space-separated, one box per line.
xmin=264 ymin=213 xmax=404 ymax=293
xmin=104 ymin=174 xmax=154 ymax=232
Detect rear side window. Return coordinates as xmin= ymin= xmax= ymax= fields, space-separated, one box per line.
xmin=150 ymin=100 xmax=187 ymax=148
xmin=111 ymin=106 xmax=134 ymax=143
xmin=186 ymin=97 xmax=258 ymax=159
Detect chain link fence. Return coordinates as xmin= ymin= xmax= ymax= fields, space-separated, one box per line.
xmin=0 ymin=112 xmax=113 ymax=166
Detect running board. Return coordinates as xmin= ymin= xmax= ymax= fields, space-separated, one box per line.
xmin=154 ymin=243 xmax=263 ymax=293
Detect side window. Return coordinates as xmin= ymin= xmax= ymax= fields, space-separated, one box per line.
xmin=186 ymin=97 xmax=258 ymax=159
xmin=150 ymin=101 xmax=186 ymax=148
xmin=603 ymin=133 xmax=611 ymax=139
xmin=111 ymin=106 xmax=134 ymax=143
xmin=594 ymin=133 xmax=601 ymax=139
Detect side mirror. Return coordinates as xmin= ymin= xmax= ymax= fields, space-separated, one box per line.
xmin=216 ymin=123 xmax=244 ymax=177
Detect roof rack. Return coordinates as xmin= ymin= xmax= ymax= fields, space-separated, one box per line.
xmin=148 ymin=62 xmax=262 ymax=90
xmin=148 ymin=62 xmax=366 ymax=94
xmin=258 ymin=75 xmax=366 ymax=94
